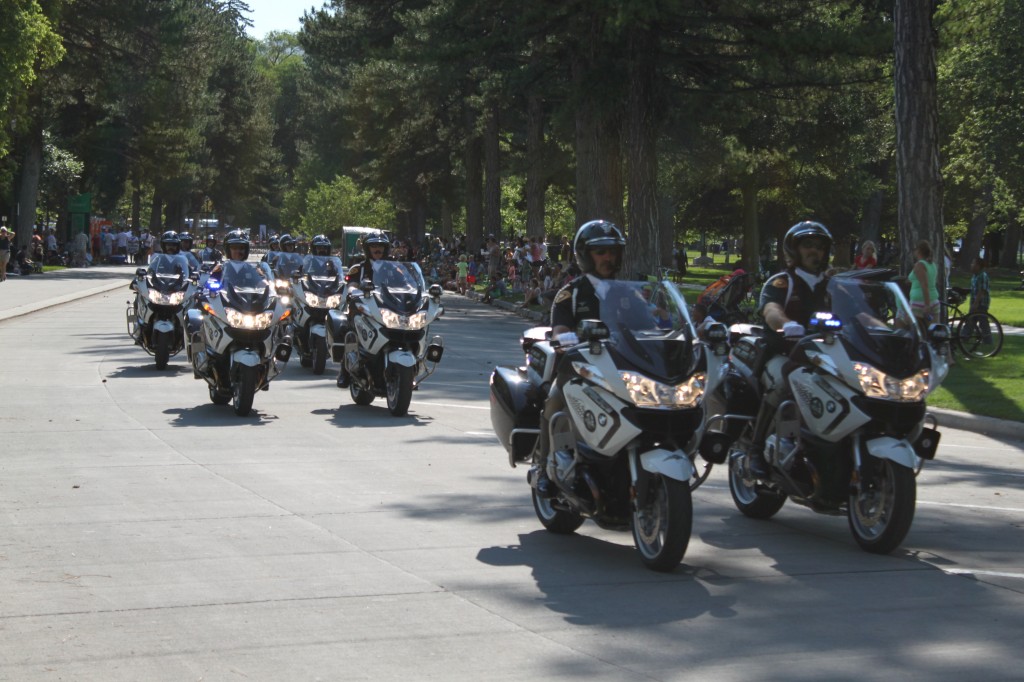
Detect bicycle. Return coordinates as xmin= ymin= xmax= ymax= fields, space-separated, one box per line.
xmin=943 ymin=287 xmax=1003 ymax=359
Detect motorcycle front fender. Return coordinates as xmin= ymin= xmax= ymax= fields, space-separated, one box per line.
xmin=863 ymin=436 xmax=918 ymax=469
xmin=153 ymin=319 xmax=175 ymax=334
xmin=637 ymin=447 xmax=695 ymax=483
xmin=387 ymin=348 xmax=417 ymax=368
xmin=310 ymin=323 xmax=326 ymax=339
xmin=231 ymin=349 xmax=263 ymax=369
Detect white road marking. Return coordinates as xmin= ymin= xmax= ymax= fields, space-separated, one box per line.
xmin=940 ymin=568 xmax=1024 ymax=580
xmin=918 ymin=500 xmax=1024 ymax=514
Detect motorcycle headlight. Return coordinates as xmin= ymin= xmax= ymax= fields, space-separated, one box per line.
xmin=303 ymin=292 xmax=343 ymax=309
xmin=225 ymin=308 xmax=274 ymax=330
xmin=853 ymin=363 xmax=930 ymax=401
xmin=148 ymin=289 xmax=186 ymax=306
xmin=620 ymin=371 xmax=706 ymax=409
xmin=275 ymin=279 xmax=290 ymax=293
xmin=381 ymin=309 xmax=428 ymax=330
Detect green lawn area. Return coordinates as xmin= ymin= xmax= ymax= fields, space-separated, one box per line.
xmin=928 ymin=335 xmax=1024 ymax=423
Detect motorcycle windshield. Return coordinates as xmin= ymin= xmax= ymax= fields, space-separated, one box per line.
xmin=146 ymin=254 xmax=191 ymax=292
xmin=372 ymin=261 xmax=426 ymax=314
xmin=218 ymin=261 xmax=272 ymax=312
xmin=273 ymin=252 xmax=305 ymax=278
xmin=301 ymin=255 xmax=345 ymax=295
xmin=827 ymin=275 xmax=924 ymax=373
xmin=598 ymin=279 xmax=700 ymax=383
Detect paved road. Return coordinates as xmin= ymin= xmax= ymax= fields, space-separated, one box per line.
xmin=1 ymin=269 xmax=1023 ymax=680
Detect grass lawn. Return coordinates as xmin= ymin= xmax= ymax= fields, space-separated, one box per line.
xmin=928 ymin=335 xmax=1024 ymax=423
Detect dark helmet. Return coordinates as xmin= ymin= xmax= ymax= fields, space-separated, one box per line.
xmin=205 ymin=234 xmax=217 ymax=246
xmin=311 ymin=234 xmax=332 ymax=257
xmin=363 ymin=231 xmax=391 ymax=260
xmin=268 ymin=233 xmax=280 ymax=248
xmin=783 ymin=221 xmax=832 ymax=271
xmin=160 ymin=230 xmax=181 ymax=255
xmin=279 ymin=233 xmax=296 ymax=252
xmin=178 ymin=232 xmax=194 ymax=251
xmin=573 ymin=220 xmax=625 ymax=276
xmin=224 ymin=228 xmax=250 ymax=261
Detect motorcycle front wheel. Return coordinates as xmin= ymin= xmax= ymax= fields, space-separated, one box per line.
xmin=385 ymin=363 xmax=414 ymax=416
xmin=209 ymin=385 xmax=231 ymax=405
xmin=532 ymin=488 xmax=584 ymax=535
xmin=154 ymin=330 xmax=171 ymax=370
xmin=728 ymin=454 xmax=787 ymax=519
xmin=233 ymin=365 xmax=258 ymax=416
xmin=848 ymin=457 xmax=916 ymax=554
xmin=311 ymin=335 xmax=328 ymax=375
xmin=632 ymin=475 xmax=692 ymax=572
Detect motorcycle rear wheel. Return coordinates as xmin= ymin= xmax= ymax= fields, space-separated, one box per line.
xmin=209 ymin=385 xmax=231 ymax=405
xmin=311 ymin=335 xmax=328 ymax=375
xmin=385 ymin=363 xmax=414 ymax=416
xmin=728 ymin=454 xmax=787 ymax=519
xmin=233 ymin=366 xmax=258 ymax=416
xmin=350 ymin=381 xmax=374 ymax=406
xmin=154 ymin=330 xmax=171 ymax=370
xmin=848 ymin=458 xmax=916 ymax=554
xmin=632 ymin=475 xmax=692 ymax=572
xmin=532 ymin=488 xmax=584 ymax=534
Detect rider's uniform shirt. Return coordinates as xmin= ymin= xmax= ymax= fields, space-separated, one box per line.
xmin=758 ymin=269 xmax=829 ymax=327
xmin=550 ymin=274 xmax=604 ymax=330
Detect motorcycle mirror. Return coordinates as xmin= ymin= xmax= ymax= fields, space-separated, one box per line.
xmin=428 ymin=284 xmax=443 ymax=299
xmin=135 ymin=267 xmax=147 ymax=278
xmin=361 ymin=280 xmax=374 ymax=295
xmin=928 ymin=323 xmax=950 ymax=345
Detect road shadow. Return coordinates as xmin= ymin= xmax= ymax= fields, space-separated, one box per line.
xmin=106 ymin=363 xmax=192 ymax=379
xmin=163 ymin=403 xmax=278 ymax=427
xmin=311 ymin=405 xmax=432 ymax=428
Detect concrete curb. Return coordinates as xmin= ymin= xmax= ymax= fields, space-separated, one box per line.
xmin=465 ymin=288 xmax=1022 ymax=441
xmin=0 ymin=278 xmax=129 ymax=323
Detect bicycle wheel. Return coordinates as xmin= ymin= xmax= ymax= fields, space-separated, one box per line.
xmin=956 ymin=312 xmax=1003 ymax=358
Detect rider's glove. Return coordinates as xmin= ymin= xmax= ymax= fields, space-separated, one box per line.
xmin=782 ymin=321 xmax=805 ymax=338
xmin=556 ymin=331 xmax=579 ymax=347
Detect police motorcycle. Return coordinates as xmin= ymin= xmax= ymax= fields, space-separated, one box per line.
xmin=330 ymin=260 xmax=445 ymax=416
xmin=701 ymin=271 xmax=949 ymax=554
xmin=185 ymin=238 xmax=293 ymax=417
xmin=489 ymin=280 xmax=729 ymax=572
xmin=290 ymin=253 xmax=346 ymax=374
xmin=126 ymin=252 xmax=195 ymax=370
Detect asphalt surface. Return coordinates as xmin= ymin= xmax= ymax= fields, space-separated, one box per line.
xmin=1 ymin=263 xmax=1023 ymax=681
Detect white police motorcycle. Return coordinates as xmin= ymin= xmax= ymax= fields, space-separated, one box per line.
xmin=127 ymin=253 xmax=195 ymax=370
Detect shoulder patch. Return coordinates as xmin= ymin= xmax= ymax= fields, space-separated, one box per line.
xmin=554 ymin=289 xmax=572 ymax=304
xmin=772 ymin=276 xmax=789 ymax=289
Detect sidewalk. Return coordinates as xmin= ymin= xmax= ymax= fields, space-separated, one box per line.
xmin=467 ymin=290 xmax=1022 ymax=441
xmin=0 ymin=263 xmax=133 ymax=323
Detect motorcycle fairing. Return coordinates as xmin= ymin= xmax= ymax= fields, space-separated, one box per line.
xmin=863 ymin=436 xmax=918 ymax=469
xmin=638 ymin=448 xmax=696 ymax=482
xmin=153 ymin=319 xmax=175 ymax=334
xmin=789 ymin=367 xmax=871 ymax=443
xmin=387 ymin=348 xmax=417 ymax=368
xmin=231 ymin=349 xmax=262 ymax=368
xmin=563 ymin=379 xmax=640 ymax=454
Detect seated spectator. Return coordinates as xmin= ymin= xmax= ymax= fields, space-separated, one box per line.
xmin=519 ymin=278 xmax=543 ymax=308
xmin=481 ymin=272 xmax=508 ymax=303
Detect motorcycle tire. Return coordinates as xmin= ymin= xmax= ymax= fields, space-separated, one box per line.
xmin=385 ymin=363 xmax=414 ymax=417
xmin=311 ymin=335 xmax=328 ymax=375
xmin=727 ymin=454 xmax=787 ymax=519
xmin=300 ymin=353 xmax=313 ymax=368
xmin=233 ymin=365 xmax=258 ymax=417
xmin=848 ymin=457 xmax=916 ymax=554
xmin=532 ymin=488 xmax=584 ymax=535
xmin=632 ymin=475 xmax=692 ymax=572
xmin=209 ymin=385 xmax=231 ymax=405
xmin=154 ymin=330 xmax=171 ymax=370
xmin=350 ymin=382 xmax=374 ymax=406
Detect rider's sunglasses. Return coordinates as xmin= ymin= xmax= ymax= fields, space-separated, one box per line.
xmin=591 ymin=247 xmax=618 ymax=257
xmin=801 ymin=239 xmax=827 ymax=251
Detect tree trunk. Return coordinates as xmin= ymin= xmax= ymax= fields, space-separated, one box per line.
xmin=624 ymin=24 xmax=659 ymax=281
xmin=483 ymin=103 xmax=502 ymax=243
xmin=15 ymin=128 xmax=44 ymax=251
xmin=741 ymin=175 xmax=759 ymax=274
xmin=860 ymin=189 xmax=884 ymax=247
xmin=894 ymin=0 xmax=944 ymax=283
xmin=440 ymin=199 xmax=453 ymax=241
xmin=149 ymin=194 xmax=163 ymax=233
xmin=572 ymin=14 xmax=624 ymax=229
xmin=999 ymin=221 xmax=1020 ymax=269
xmin=525 ymin=94 xmax=546 ymax=240
xmin=463 ymin=109 xmax=484 ymax=255
xmin=959 ymin=187 xmax=991 ymax=270
xmin=131 ymin=183 xmax=142 ymax=234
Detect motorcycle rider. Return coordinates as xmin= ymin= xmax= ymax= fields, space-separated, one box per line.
xmin=279 ymin=233 xmax=297 ymax=253
xmin=310 ymin=234 xmax=332 ymax=257
xmin=336 ymin=231 xmax=391 ymax=388
xmin=159 ymin=230 xmax=181 ymax=257
xmin=534 ymin=219 xmax=626 ymax=497
xmin=745 ymin=220 xmax=834 ymax=476
xmin=209 ymin=229 xmax=252 ymax=278
xmin=178 ymin=232 xmax=201 ymax=270
xmin=198 ymin=234 xmax=223 ymax=264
